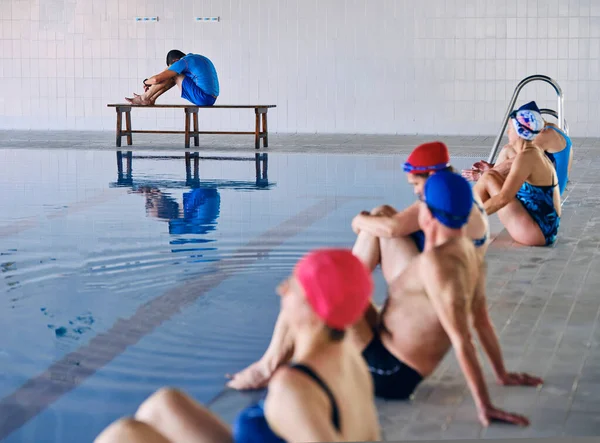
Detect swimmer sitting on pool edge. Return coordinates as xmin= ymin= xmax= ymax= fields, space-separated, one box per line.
xmin=462 ymin=101 xmax=572 ymax=197
xmin=473 ymin=106 xmax=561 ymax=247
xmin=228 ymin=171 xmax=543 ymax=428
xmin=351 ymin=141 xmax=490 ymax=287
xmin=94 ymin=249 xmax=381 ymax=443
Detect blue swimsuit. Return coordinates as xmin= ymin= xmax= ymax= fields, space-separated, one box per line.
xmin=515 ymin=178 xmax=560 ymax=246
xmin=232 ymin=363 xmax=341 ymax=443
xmin=410 ymin=199 xmax=489 ymax=251
xmin=544 ymin=126 xmax=572 ymax=196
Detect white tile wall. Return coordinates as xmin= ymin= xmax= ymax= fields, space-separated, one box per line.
xmin=0 ymin=0 xmax=599 ymax=136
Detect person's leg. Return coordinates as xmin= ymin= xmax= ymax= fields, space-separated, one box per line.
xmin=177 ymin=76 xmax=217 ymax=106
xmin=378 ymin=235 xmax=420 ymax=284
xmin=226 ymin=311 xmax=295 ymax=390
xmin=134 ymin=388 xmax=234 ymax=443
xmin=95 ymin=418 xmax=171 ymax=443
xmin=474 ymin=170 xmax=546 ymax=246
xmin=353 ymin=205 xmax=420 ymax=283
xmin=126 ymin=77 xmax=179 ymax=105
xmin=352 ymin=230 xmax=382 ymax=272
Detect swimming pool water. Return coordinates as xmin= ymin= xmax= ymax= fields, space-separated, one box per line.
xmin=0 ymin=148 xmax=476 ymax=442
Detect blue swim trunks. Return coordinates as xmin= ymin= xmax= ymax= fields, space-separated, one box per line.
xmin=181 ymin=76 xmax=217 ymax=106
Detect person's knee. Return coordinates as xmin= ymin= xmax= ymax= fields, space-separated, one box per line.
xmin=136 ymin=387 xmax=186 ymax=422
xmin=481 ymin=169 xmax=503 ymax=182
xmin=370 ymin=204 xmax=395 ymax=216
xmin=94 ymin=418 xmax=141 ymax=443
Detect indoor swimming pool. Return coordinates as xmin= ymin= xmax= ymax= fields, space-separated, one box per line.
xmin=0 ymin=148 xmax=476 ymax=442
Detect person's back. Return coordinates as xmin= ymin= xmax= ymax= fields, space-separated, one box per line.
xmin=534 ymin=122 xmax=572 ymax=195
xmin=172 ymin=53 xmax=220 ymax=97
xmin=263 ymin=340 xmax=379 ymax=442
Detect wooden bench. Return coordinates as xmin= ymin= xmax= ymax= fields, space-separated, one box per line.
xmin=107 ymin=104 xmax=276 ymax=149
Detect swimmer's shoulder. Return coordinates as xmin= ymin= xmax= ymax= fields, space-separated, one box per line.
xmin=264 ymin=365 xmax=318 ymax=417
xmin=419 ymin=238 xmax=473 ymax=275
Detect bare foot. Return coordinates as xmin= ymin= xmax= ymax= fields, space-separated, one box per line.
xmin=225 ymin=360 xmax=274 ymax=390
xmin=125 ymin=95 xmax=153 ymax=106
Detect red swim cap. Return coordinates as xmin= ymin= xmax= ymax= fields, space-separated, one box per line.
xmin=294 ymin=249 xmax=373 ymax=330
xmin=403 ymin=141 xmax=451 ymax=174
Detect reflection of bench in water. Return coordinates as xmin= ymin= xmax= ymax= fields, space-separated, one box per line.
xmin=111 ymin=151 xmax=273 ymax=190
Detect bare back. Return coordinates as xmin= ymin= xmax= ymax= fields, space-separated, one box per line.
xmin=265 ymin=341 xmax=380 ymax=442
xmin=379 ymin=236 xmax=481 ymax=376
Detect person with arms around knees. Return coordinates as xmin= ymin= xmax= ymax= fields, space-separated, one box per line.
xmin=228 ymin=171 xmax=543 ymax=428
xmin=472 ymin=106 xmax=562 ymax=246
xmin=462 ymin=101 xmax=572 ymax=196
xmin=350 ymin=141 xmax=490 ymax=287
xmin=94 ymin=249 xmax=381 ymax=443
xmin=126 ymin=49 xmax=219 ymax=107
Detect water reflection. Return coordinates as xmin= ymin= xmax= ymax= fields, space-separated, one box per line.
xmin=113 ymin=151 xmax=272 ymax=190
xmin=111 ymin=151 xmax=275 ymax=247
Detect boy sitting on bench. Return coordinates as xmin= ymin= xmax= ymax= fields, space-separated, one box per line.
xmin=126 ymin=49 xmax=219 ymax=107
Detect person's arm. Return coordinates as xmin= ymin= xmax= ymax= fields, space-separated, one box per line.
xmin=352 ymin=202 xmax=420 ymax=238
xmin=422 ymin=256 xmax=529 ymax=427
xmin=146 ymin=68 xmax=178 ymax=85
xmin=422 ymin=258 xmax=491 ymax=411
xmin=490 ymin=157 xmax=515 ymax=176
xmin=484 ymin=150 xmax=534 ymax=216
xmin=264 ymin=370 xmax=341 ymax=442
xmin=471 ymin=262 xmax=544 ymax=387
xmin=470 ymin=261 xmax=506 ymax=381
xmin=146 ymin=58 xmax=187 ymax=86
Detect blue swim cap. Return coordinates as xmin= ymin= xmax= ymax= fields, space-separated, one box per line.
xmin=510 ymin=101 xmax=545 ymax=141
xmin=423 ymin=171 xmax=473 ymax=229
xmin=518 ymin=101 xmax=541 ymax=114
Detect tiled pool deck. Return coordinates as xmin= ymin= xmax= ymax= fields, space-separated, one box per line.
xmin=2 ymin=130 xmax=599 ymax=440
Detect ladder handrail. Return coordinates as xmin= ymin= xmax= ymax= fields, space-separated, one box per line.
xmin=487 ymin=75 xmax=565 ymax=163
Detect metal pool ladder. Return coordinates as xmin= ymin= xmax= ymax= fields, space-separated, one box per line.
xmin=487 ymin=74 xmax=568 ymax=164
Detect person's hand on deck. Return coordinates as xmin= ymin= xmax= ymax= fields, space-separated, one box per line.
xmin=498 ymin=371 xmax=543 ymax=387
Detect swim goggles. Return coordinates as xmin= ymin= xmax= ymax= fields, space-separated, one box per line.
xmin=402 ymin=161 xmax=450 ymax=173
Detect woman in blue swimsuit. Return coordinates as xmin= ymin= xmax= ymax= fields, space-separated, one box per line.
xmin=473 ymin=107 xmax=562 ymax=247
xmin=463 ymin=101 xmax=572 ymax=197
xmin=94 ymin=249 xmax=381 ymax=443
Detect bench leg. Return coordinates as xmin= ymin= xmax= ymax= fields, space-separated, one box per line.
xmin=125 ymin=110 xmax=133 ymax=145
xmin=126 ymin=151 xmax=132 ymax=173
xmin=184 ymin=109 xmax=191 ymax=149
xmin=116 ymin=110 xmax=122 ymax=147
xmin=194 ymin=152 xmax=199 ymax=178
xmin=254 ymin=111 xmax=261 ymax=149
xmin=116 ymin=150 xmax=123 ymax=174
xmin=185 ymin=151 xmax=191 ymax=179
xmin=262 ymin=111 xmax=268 ymax=148
xmin=193 ymin=113 xmax=199 ymax=147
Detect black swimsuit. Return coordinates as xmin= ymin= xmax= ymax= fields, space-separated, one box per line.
xmin=362 ymin=333 xmax=424 ymax=400
xmin=232 ymin=363 xmax=341 ymax=443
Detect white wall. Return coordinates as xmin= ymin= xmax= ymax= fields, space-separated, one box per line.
xmin=0 ymin=0 xmax=598 ymax=136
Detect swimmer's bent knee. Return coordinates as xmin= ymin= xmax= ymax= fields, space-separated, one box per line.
xmin=136 ymin=387 xmax=186 ymax=420
xmin=370 ymin=204 xmax=396 ymax=216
